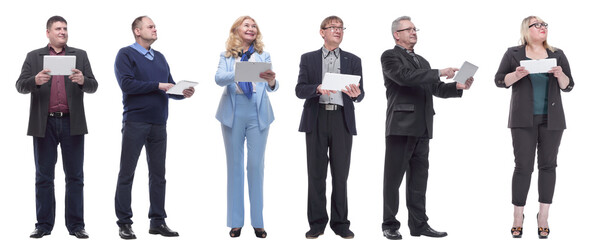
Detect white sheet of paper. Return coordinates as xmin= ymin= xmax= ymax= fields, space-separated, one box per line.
xmin=167 ymin=80 xmax=198 ymax=95
xmin=43 ymin=55 xmax=76 ymax=75
xmin=520 ymin=58 xmax=557 ymax=74
xmin=453 ymin=61 xmax=478 ymax=84
xmin=321 ymin=73 xmax=361 ymax=91
xmin=235 ymin=62 xmax=272 ymax=82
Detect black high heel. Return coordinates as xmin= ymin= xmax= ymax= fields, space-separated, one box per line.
xmin=511 ymin=214 xmax=524 ymax=238
xmin=538 ymin=227 xmax=550 ymax=239
xmin=537 ymin=213 xmax=550 ymax=239
xmin=254 ymin=228 xmax=267 ymax=238
xmin=230 ymin=228 xmax=242 ymax=238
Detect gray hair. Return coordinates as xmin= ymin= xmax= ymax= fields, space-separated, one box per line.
xmin=391 ymin=16 xmax=411 ymax=37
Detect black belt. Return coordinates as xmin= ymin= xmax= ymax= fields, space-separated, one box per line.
xmin=320 ymin=104 xmax=341 ymax=111
xmin=49 ymin=112 xmax=69 ymax=117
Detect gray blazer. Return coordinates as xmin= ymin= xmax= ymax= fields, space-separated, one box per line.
xmin=16 ymin=46 xmax=98 ymax=137
xmin=494 ymin=45 xmax=574 ymax=130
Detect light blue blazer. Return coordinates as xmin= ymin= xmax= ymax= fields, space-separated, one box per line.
xmin=215 ymin=51 xmax=279 ymax=131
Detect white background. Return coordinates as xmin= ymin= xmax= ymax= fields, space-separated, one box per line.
xmin=1 ymin=0 xmax=587 ymax=239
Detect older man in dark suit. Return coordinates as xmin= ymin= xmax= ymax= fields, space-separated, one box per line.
xmin=380 ymin=16 xmax=473 ymax=240
xmin=296 ymin=15 xmax=364 ymax=239
xmin=16 ymin=16 xmax=97 ymax=239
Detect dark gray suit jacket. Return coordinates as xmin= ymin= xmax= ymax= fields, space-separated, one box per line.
xmin=296 ymin=48 xmax=364 ymax=135
xmin=494 ymin=45 xmax=573 ymax=130
xmin=381 ymin=45 xmax=462 ymax=139
xmin=16 ymin=46 xmax=98 ymax=137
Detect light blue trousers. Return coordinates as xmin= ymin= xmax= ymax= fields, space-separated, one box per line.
xmin=222 ymin=93 xmax=269 ymax=228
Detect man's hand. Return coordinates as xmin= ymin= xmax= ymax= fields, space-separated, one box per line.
xmin=35 ymin=69 xmax=51 ymax=85
xmin=317 ymin=84 xmax=337 ymax=95
xmin=457 ymin=77 xmax=474 ymax=90
xmin=159 ymin=83 xmax=174 ymax=91
xmin=69 ymin=69 xmax=85 ymax=85
xmin=183 ymin=87 xmax=195 ymax=98
xmin=342 ymin=84 xmax=361 ymax=98
xmin=439 ymin=67 xmax=459 ymax=79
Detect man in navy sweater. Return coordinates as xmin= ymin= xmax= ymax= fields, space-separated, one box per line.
xmin=114 ymin=16 xmax=194 ymax=239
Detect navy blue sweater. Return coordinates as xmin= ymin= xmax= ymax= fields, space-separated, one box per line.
xmin=114 ymin=46 xmax=183 ymax=124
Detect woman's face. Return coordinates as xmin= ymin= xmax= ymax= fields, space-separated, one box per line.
xmin=238 ymin=18 xmax=258 ymax=45
xmin=528 ymin=18 xmax=548 ymax=43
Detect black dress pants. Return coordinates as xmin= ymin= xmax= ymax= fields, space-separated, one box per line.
xmin=511 ymin=114 xmax=563 ymax=206
xmin=383 ymin=134 xmax=430 ymax=233
xmin=306 ymin=108 xmax=352 ymax=233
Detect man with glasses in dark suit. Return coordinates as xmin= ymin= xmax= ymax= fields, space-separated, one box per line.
xmin=380 ymin=16 xmax=473 ymax=239
xmin=296 ymin=15 xmax=364 ymax=239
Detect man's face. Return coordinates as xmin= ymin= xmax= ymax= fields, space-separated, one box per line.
xmin=46 ymin=21 xmax=68 ymax=48
xmin=135 ymin=17 xmax=157 ymax=42
xmin=394 ymin=20 xmax=418 ymax=49
xmin=320 ymin=20 xmax=344 ymax=48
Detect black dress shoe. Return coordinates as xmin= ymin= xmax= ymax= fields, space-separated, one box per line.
xmin=410 ymin=226 xmax=447 ymax=238
xmin=305 ymin=229 xmax=324 ymax=239
xmin=70 ymin=229 xmax=89 ymax=239
xmin=383 ymin=229 xmax=402 ymax=239
xmin=149 ymin=224 xmax=179 ymax=237
xmin=119 ymin=224 xmax=137 ymax=239
xmin=30 ymin=228 xmax=51 ymax=238
xmin=335 ymin=229 xmax=355 ymax=239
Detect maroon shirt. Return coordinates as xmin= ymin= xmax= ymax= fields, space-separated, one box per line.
xmin=48 ymin=44 xmax=69 ymax=113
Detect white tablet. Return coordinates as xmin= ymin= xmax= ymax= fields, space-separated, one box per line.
xmin=453 ymin=61 xmax=478 ymax=84
xmin=167 ymin=80 xmax=198 ymax=95
xmin=235 ymin=62 xmax=272 ymax=82
xmin=43 ymin=55 xmax=76 ymax=75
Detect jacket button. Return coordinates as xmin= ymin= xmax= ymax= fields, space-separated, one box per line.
xmin=551 ymin=102 xmax=555 ymax=106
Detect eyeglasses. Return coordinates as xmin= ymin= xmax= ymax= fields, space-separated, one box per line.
xmin=396 ymin=27 xmax=419 ymax=33
xmin=322 ymin=26 xmax=346 ymax=32
xmin=529 ymin=22 xmax=548 ymax=29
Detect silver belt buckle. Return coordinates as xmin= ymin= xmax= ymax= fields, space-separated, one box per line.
xmin=50 ymin=112 xmax=64 ymax=117
xmin=324 ymin=104 xmax=337 ymax=110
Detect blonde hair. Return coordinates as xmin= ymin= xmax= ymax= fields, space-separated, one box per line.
xmin=225 ymin=16 xmax=264 ymax=58
xmin=519 ymin=16 xmax=555 ymax=52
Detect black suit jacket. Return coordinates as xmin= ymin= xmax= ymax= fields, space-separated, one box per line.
xmin=494 ymin=45 xmax=573 ymax=130
xmin=296 ymin=48 xmax=364 ymax=135
xmin=16 ymin=46 xmax=98 ymax=137
xmin=381 ymin=46 xmax=462 ymax=139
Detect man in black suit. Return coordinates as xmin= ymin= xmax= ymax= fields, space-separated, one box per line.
xmin=296 ymin=15 xmax=364 ymax=239
xmin=381 ymin=16 xmax=473 ymax=240
xmin=16 ymin=16 xmax=98 ymax=239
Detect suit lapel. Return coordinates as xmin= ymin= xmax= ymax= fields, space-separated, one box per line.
xmin=313 ymin=49 xmax=323 ymax=83
xmin=340 ymin=51 xmax=350 ymax=74
xmin=513 ymin=45 xmax=527 ymax=62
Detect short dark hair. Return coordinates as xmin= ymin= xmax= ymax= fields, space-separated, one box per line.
xmin=46 ymin=15 xmax=67 ymax=29
xmin=131 ymin=16 xmax=147 ymax=36
xmin=320 ymin=16 xmax=343 ymax=29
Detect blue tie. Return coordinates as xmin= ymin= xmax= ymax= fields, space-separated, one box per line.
xmin=238 ymin=45 xmax=255 ymax=99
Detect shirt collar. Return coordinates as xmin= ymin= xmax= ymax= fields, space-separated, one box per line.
xmin=48 ymin=44 xmax=67 ymax=55
xmin=322 ymin=46 xmax=340 ymax=59
xmin=131 ymin=42 xmax=154 ymax=58
xmin=396 ymin=44 xmax=416 ymax=55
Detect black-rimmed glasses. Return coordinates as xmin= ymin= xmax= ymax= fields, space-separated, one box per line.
xmin=529 ymin=23 xmax=548 ymax=29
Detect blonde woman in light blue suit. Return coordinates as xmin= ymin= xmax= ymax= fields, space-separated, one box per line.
xmin=215 ymin=16 xmax=277 ymax=239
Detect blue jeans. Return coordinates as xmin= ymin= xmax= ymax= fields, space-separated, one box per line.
xmin=33 ymin=116 xmax=85 ymax=233
xmin=115 ymin=121 xmax=168 ymax=227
